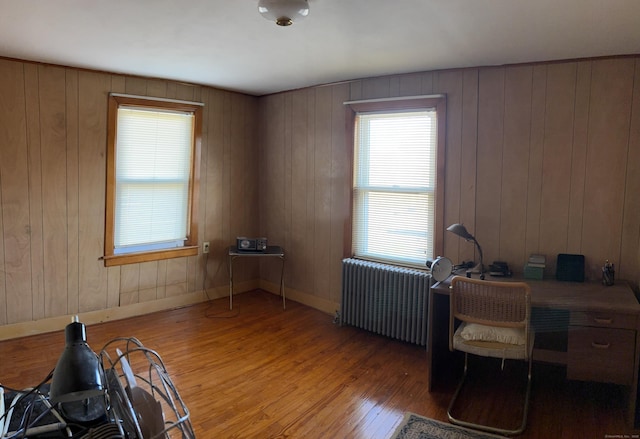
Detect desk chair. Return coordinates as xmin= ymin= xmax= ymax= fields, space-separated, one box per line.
xmin=448 ymin=276 xmax=534 ymax=436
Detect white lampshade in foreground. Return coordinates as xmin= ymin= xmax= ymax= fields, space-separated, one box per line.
xmin=258 ymin=0 xmax=309 ymax=26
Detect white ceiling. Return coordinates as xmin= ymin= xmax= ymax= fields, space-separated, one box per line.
xmin=0 ymin=0 xmax=638 ymax=96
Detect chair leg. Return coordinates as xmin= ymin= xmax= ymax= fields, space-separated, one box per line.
xmin=447 ymin=354 xmax=532 ymax=436
xmin=447 ymin=352 xmax=469 ymax=424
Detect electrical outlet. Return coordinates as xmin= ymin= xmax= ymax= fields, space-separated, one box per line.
xmin=203 ymin=241 xmax=210 ymax=254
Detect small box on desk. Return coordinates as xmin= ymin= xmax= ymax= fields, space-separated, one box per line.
xmin=524 ymin=264 xmax=544 ymax=280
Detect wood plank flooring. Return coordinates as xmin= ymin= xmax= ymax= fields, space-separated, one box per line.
xmin=0 ymin=290 xmax=636 ymax=438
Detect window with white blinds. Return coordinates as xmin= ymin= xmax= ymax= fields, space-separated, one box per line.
xmin=114 ymin=107 xmax=193 ymax=253
xmin=352 ymin=107 xmax=439 ymax=267
xmin=105 ymin=94 xmax=202 ymax=266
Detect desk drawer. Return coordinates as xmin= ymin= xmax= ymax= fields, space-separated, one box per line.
xmin=567 ymin=327 xmax=635 ymax=385
xmin=570 ymin=311 xmax=637 ymax=329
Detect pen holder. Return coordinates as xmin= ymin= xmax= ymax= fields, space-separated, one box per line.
xmin=602 ymin=262 xmax=615 ymax=286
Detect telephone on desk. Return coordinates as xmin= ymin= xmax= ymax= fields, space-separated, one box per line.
xmin=489 ymin=261 xmax=512 ymax=277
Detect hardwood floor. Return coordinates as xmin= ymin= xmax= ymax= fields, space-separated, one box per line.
xmin=0 ymin=290 xmax=636 ymax=438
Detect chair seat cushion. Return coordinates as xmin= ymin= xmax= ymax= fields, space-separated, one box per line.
xmin=458 ymin=322 xmax=526 ymax=345
xmin=453 ymin=323 xmax=534 ymax=360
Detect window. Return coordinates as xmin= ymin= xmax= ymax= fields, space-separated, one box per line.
xmin=347 ymin=96 xmax=445 ymax=268
xmin=104 ymin=94 xmax=203 ymax=266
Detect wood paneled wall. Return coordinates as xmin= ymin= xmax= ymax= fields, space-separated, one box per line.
xmin=2 ymin=55 xmax=639 ymax=333
xmin=259 ymin=56 xmax=640 ymax=313
xmin=0 ymin=59 xmax=259 ymax=332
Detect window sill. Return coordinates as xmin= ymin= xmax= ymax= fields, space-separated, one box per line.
xmin=103 ymin=245 xmax=199 ymax=267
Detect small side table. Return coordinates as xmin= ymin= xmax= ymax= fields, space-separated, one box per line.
xmin=227 ymin=245 xmax=285 ymax=310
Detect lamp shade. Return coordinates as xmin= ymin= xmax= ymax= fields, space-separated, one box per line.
xmin=258 ymin=0 xmax=309 ymax=26
xmin=446 ymin=223 xmax=474 ymax=241
xmin=50 ymin=318 xmax=104 ymax=404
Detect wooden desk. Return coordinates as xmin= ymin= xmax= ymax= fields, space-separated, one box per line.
xmin=427 ymin=274 xmax=640 ymax=427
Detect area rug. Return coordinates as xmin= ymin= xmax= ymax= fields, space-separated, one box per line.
xmin=390 ymin=412 xmax=507 ymax=439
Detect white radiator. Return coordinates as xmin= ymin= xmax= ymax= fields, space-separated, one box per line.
xmin=340 ymin=258 xmax=430 ymax=346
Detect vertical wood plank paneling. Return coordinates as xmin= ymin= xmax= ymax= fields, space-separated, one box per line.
xmin=329 ymin=83 xmax=350 ymax=303
xmin=66 ymin=69 xmax=80 ymax=315
xmin=313 ymin=86 xmax=333 ymax=299
xmin=437 ymin=70 xmax=464 ymax=260
xmin=525 ymin=65 xmax=547 ymax=259
xmin=567 ymin=61 xmax=592 ymax=253
xmin=107 ymin=267 xmax=121 ymax=306
xmin=77 ymin=71 xmax=110 ymax=312
xmin=24 ymin=64 xmax=44 ymax=320
xmin=120 ymin=264 xmax=139 ymax=305
xmin=399 ymin=73 xmax=423 ymax=97
xmin=146 ymin=79 xmax=168 ymax=97
xmin=228 ymin=94 xmax=245 ymax=236
xmin=239 ymin=93 xmax=262 ymax=284
xmin=259 ymin=94 xmax=285 ymax=284
xmin=203 ymin=88 xmax=225 ymax=287
xmin=272 ymin=92 xmax=293 ymax=288
xmin=457 ymin=69 xmax=479 ymax=265
xmin=283 ymin=92 xmax=293 ymax=258
xmin=349 ymin=80 xmax=362 ymax=101
xmin=0 ymin=60 xmax=31 ymax=324
xmin=582 ymin=58 xmax=635 ymax=277
xmin=166 ymin=258 xmax=187 ymax=297
xmin=389 ymin=75 xmax=400 ymax=96
xmin=125 ymin=77 xmax=147 ymax=95
xmin=539 ymin=63 xmax=578 ymax=272
xmin=140 ymin=261 xmax=159 ymax=302
xmin=111 ymin=75 xmax=126 ymax=93
xmin=222 ymin=91 xmax=234 ymax=257
xmin=621 ymin=60 xmax=640 ymax=281
xmin=155 ymin=260 xmax=167 ymax=299
xmin=476 ymin=68 xmax=505 ymax=265
xmin=244 ymin=94 xmax=260 ymax=242
xmin=290 ymin=89 xmax=309 ymax=291
xmin=175 ymin=83 xmax=197 ymax=101
xmin=138 ymin=261 xmax=156 ymax=302
xmin=39 ymin=65 xmax=68 ymax=317
xmin=2 ymin=55 xmax=640 ymax=331
xmin=421 ymin=72 xmax=434 ymax=95
xmin=361 ymin=77 xmax=391 ymax=99
xmin=305 ymin=88 xmax=317 ymax=294
xmin=500 ymin=65 xmax=533 ymax=266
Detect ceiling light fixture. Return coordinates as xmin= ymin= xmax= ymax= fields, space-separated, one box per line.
xmin=258 ymin=0 xmax=309 ymax=26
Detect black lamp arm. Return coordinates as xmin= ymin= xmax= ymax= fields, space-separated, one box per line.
xmin=471 ymin=237 xmax=485 ymax=279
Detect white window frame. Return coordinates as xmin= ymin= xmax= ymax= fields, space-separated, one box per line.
xmin=104 ymin=94 xmax=203 ymax=267
xmin=346 ymin=96 xmax=446 ymax=268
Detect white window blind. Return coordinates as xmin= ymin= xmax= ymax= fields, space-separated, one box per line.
xmin=353 ymin=110 xmax=437 ymax=267
xmin=114 ymin=107 xmax=194 ymax=254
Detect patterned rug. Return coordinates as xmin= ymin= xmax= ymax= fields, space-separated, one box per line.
xmin=390 ymin=413 xmax=508 ymax=439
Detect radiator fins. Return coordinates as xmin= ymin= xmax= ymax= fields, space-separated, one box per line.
xmin=340 ymin=258 xmax=430 ymax=346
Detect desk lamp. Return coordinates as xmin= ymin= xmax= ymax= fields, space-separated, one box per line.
xmin=447 ymin=223 xmax=485 ymax=280
xmin=50 ymin=316 xmax=107 ymax=424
